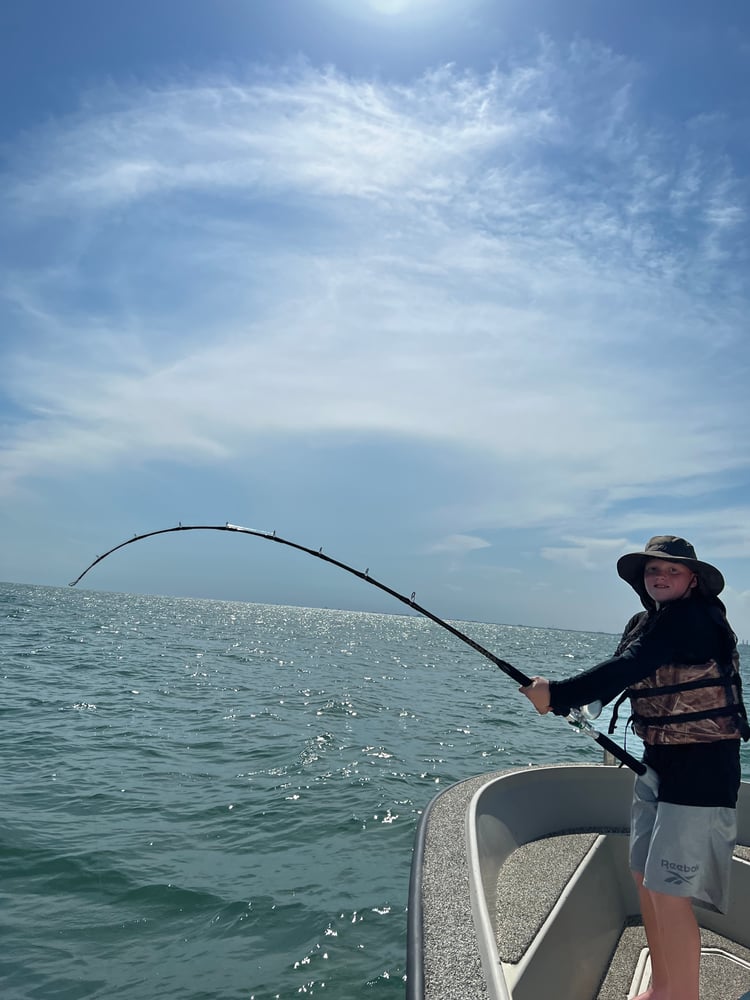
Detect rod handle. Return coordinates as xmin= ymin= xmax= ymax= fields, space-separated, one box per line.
xmin=592 ymin=729 xmax=646 ymax=775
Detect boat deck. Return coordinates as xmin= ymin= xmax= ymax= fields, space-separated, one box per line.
xmin=598 ymin=923 xmax=750 ymax=1000
xmin=409 ymin=765 xmax=750 ymax=1000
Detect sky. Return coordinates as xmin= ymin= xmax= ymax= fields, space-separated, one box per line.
xmin=2 ymin=0 xmax=750 ymax=637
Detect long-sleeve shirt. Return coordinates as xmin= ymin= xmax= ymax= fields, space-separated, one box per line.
xmin=549 ymin=598 xmax=741 ymax=807
xmin=548 ymin=598 xmax=727 ymax=716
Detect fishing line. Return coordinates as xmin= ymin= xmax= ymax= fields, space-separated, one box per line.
xmin=69 ymin=522 xmax=646 ymax=775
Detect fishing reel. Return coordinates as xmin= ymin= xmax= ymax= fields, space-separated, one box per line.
xmin=579 ymin=700 xmax=602 ymax=721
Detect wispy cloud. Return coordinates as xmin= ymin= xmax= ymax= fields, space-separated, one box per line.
xmin=1 ymin=45 xmax=749 ymax=551
xmin=426 ymin=534 xmax=492 ymax=555
xmin=541 ymin=536 xmax=628 ymax=570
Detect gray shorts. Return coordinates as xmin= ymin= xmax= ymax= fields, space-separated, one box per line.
xmin=629 ymin=765 xmax=737 ymax=913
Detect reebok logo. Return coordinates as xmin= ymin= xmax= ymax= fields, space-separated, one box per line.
xmin=660 ymin=859 xmax=699 ymax=885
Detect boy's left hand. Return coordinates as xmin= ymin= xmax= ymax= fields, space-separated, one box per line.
xmin=519 ymin=677 xmax=551 ymax=714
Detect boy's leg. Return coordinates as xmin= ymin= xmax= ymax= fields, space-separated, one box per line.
xmin=632 ymin=872 xmax=669 ymax=1000
xmin=648 ymin=887 xmax=700 ymax=1000
xmin=632 ymin=875 xmax=701 ymax=1000
xmin=630 ymin=768 xmax=666 ymax=998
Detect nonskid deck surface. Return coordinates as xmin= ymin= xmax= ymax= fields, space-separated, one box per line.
xmin=495 ymin=831 xmax=600 ymax=963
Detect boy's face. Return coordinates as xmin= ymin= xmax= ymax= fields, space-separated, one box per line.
xmin=643 ymin=558 xmax=697 ymax=604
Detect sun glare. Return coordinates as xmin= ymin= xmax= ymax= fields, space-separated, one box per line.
xmin=325 ymin=0 xmax=466 ymax=21
xmin=367 ymin=0 xmax=427 ymax=12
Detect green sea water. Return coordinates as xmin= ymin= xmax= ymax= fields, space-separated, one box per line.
xmin=2 ymin=583 xmax=747 ymax=999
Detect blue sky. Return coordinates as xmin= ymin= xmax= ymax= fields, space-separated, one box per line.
xmin=2 ymin=0 xmax=750 ymax=636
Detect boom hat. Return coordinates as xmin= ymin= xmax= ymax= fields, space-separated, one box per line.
xmin=617 ymin=535 xmax=724 ymax=600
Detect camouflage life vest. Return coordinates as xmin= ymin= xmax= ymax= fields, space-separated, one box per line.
xmin=608 ymin=611 xmax=750 ymax=745
xmin=626 ymin=652 xmax=747 ymax=745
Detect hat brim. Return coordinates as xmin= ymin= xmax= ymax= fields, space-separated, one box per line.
xmin=617 ymin=552 xmax=724 ymax=597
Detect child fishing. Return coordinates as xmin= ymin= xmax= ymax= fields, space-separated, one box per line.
xmin=521 ymin=536 xmax=749 ymax=1000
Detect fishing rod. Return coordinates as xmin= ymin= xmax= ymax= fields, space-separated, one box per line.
xmin=69 ymin=522 xmax=646 ymax=775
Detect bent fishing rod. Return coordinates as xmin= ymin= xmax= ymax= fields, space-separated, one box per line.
xmin=69 ymin=522 xmax=646 ymax=775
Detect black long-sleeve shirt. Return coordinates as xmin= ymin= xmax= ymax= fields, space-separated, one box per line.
xmin=549 ymin=598 xmax=727 ymax=716
xmin=549 ymin=598 xmax=741 ymax=807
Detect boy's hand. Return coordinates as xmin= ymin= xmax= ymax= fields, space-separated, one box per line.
xmin=520 ymin=677 xmax=551 ymax=714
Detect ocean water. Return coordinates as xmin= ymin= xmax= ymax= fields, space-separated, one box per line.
xmin=2 ymin=583 xmax=747 ymax=1000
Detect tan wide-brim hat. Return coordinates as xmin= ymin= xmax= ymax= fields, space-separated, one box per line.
xmin=617 ymin=535 xmax=724 ymax=597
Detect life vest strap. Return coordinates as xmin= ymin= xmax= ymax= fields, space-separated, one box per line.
xmin=631 ymin=676 xmax=737 ymax=698
xmin=632 ymin=705 xmax=742 ymax=727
